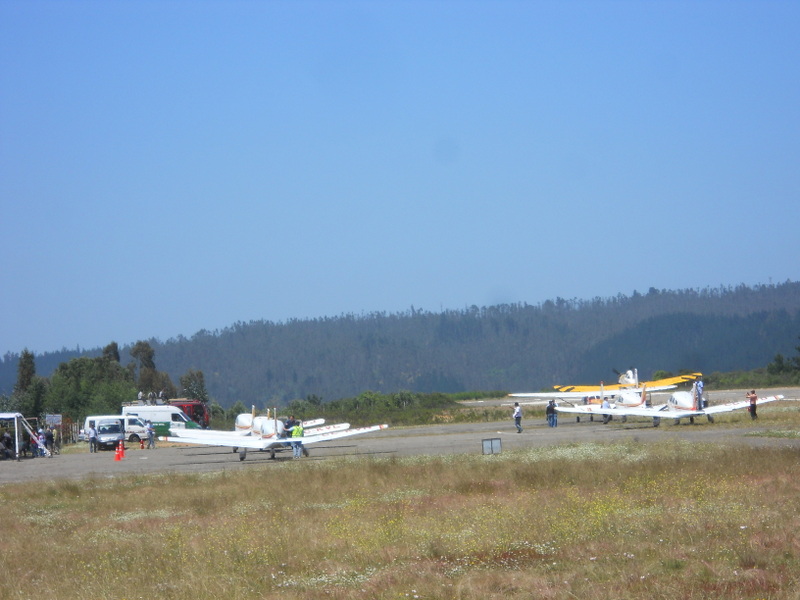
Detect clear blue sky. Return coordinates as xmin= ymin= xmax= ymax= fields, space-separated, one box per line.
xmin=2 ymin=0 xmax=799 ymax=356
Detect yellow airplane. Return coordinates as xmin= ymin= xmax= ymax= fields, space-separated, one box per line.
xmin=551 ymin=368 xmax=702 ymax=394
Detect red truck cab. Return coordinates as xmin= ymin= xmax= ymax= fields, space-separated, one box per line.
xmin=168 ymin=399 xmax=210 ymax=429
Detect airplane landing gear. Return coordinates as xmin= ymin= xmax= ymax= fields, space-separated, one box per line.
xmin=239 ymin=449 xmax=247 ymax=461
xmin=653 ymin=417 xmax=661 ymax=427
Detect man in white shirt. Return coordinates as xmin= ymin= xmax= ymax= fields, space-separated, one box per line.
xmin=512 ymin=402 xmax=522 ymax=433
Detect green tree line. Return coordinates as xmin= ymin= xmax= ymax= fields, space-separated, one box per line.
xmin=0 ymin=341 xmax=209 ymax=426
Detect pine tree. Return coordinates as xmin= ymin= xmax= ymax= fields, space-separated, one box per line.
xmin=14 ymin=348 xmax=36 ymax=394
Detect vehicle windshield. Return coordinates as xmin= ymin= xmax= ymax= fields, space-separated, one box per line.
xmin=172 ymin=412 xmax=190 ymax=423
xmin=98 ymin=424 xmax=121 ymax=434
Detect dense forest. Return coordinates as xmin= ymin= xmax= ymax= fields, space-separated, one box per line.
xmin=1 ymin=282 xmax=799 ymax=410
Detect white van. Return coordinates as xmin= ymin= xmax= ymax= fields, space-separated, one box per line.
xmin=82 ymin=415 xmax=149 ymax=445
xmin=121 ymin=405 xmax=199 ymax=437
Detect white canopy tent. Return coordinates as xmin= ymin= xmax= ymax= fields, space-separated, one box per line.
xmin=1 ymin=412 xmax=28 ymax=460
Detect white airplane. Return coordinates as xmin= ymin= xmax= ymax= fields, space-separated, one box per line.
xmin=509 ymin=383 xmax=655 ymax=423
xmin=511 ymin=370 xmax=784 ymax=426
xmin=161 ymin=408 xmax=388 ymax=460
xmin=510 ymin=369 xmax=703 ymax=413
xmin=555 ymin=390 xmax=785 ymax=427
xmin=510 ymin=369 xmax=702 ymax=403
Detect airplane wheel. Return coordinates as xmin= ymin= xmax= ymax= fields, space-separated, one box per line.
xmin=589 ymin=415 xmax=594 ymax=422
xmin=621 ymin=416 xmax=627 ymax=424
xmin=239 ymin=449 xmax=247 ymax=461
xmin=707 ymin=415 xmax=715 ymax=423
xmin=674 ymin=419 xmax=680 ymax=425
xmin=233 ymin=447 xmax=238 ymax=453
xmin=302 ymin=447 xmax=309 ymax=457
xmin=576 ymin=416 xmax=581 ymax=423
xmin=653 ymin=417 xmax=661 ymax=427
xmin=689 ymin=416 xmax=695 ymax=424
xmin=270 ymin=448 xmax=276 ymax=459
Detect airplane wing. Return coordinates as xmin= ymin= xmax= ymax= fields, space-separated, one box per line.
xmin=166 ymin=421 xmax=349 ymax=442
xmin=625 ymin=384 xmax=677 ymax=393
xmin=161 ymin=424 xmax=389 ymax=449
xmin=302 ymin=423 xmax=351 ymax=436
xmin=169 ymin=428 xmax=251 ymax=439
xmin=509 ymin=391 xmax=595 ymax=399
xmin=553 ymin=405 xmax=613 ymax=415
xmin=556 ymin=394 xmax=785 ymax=420
xmin=160 ymin=432 xmax=274 ymax=449
xmin=553 ymin=383 xmax=624 ymax=393
xmin=289 ymin=424 xmax=389 ymax=444
xmin=554 ymin=372 xmax=701 ymax=393
xmin=509 ymin=389 xmax=674 ymax=399
xmin=555 ymin=405 xmax=674 ymax=418
xmin=701 ymin=395 xmax=783 ymax=415
xmin=551 ymin=384 xmax=677 ymax=394
xmin=652 ymin=372 xmax=703 ymax=387
xmin=652 ymin=395 xmax=785 ymax=419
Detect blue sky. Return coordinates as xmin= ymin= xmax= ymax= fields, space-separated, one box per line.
xmin=1 ymin=0 xmax=798 ymax=356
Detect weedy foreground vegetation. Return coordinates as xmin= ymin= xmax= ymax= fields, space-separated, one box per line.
xmin=2 ymin=415 xmax=800 ymax=600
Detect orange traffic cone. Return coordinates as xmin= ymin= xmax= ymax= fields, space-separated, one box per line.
xmin=120 ymin=440 xmax=126 ymax=458
xmin=139 ymin=438 xmax=145 ymax=450
xmin=114 ymin=442 xmax=122 ymax=461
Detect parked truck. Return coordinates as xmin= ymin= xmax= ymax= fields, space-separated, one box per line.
xmin=168 ymin=399 xmax=210 ymax=429
xmin=120 ymin=405 xmax=200 ymax=437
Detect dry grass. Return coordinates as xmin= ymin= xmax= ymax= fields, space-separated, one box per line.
xmin=3 ymin=424 xmax=800 ymax=599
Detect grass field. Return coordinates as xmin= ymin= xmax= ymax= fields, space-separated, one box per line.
xmin=2 ymin=409 xmax=800 ymax=599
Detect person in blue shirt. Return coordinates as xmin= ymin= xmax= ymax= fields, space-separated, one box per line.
xmin=696 ymin=378 xmax=705 ymax=408
xmin=546 ymin=400 xmax=558 ymax=427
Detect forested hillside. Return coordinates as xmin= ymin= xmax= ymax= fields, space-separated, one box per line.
xmin=2 ymin=282 xmax=799 ymax=408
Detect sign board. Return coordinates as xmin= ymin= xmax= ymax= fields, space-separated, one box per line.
xmin=45 ymin=414 xmax=62 ymax=426
xmin=482 ymin=438 xmax=502 ymax=455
